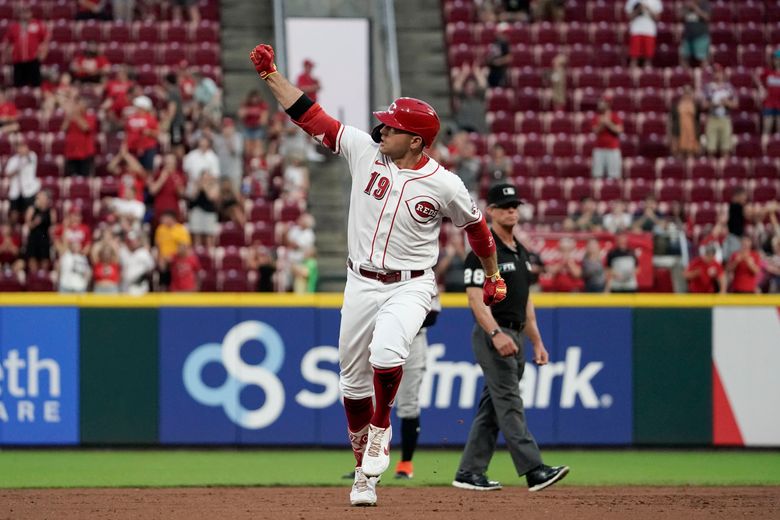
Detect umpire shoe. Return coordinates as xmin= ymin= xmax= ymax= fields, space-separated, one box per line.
xmin=362 ymin=424 xmax=392 ymax=477
xmin=350 ymin=467 xmax=378 ymax=507
xmin=526 ymin=464 xmax=570 ymax=492
xmin=452 ymin=470 xmax=502 ymax=491
xmin=394 ymin=460 xmax=414 ymax=479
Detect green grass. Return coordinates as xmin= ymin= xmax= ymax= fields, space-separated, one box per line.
xmin=1 ymin=450 xmax=779 ymax=489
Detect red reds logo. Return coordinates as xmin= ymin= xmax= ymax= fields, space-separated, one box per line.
xmin=405 ymin=196 xmax=440 ymax=224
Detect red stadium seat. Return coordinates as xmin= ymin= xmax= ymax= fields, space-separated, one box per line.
xmin=638 ymin=114 xmax=667 ymax=137
xmin=607 ymin=68 xmax=634 ymax=89
xmin=521 ymin=135 xmax=546 ymax=158
xmin=637 ymin=90 xmax=667 ymax=113
xmin=710 ymin=3 xmax=733 ymax=24
xmin=515 ymin=88 xmax=541 ymax=111
xmin=753 ymin=179 xmax=779 ymax=202
xmin=658 ymin=179 xmax=684 ymax=202
xmin=693 ymin=202 xmax=718 ymax=225
xmin=688 ymin=179 xmax=716 ymax=202
xmin=590 ymin=2 xmax=616 ymax=23
xmin=713 ymin=44 xmax=738 ymax=67
xmin=164 ymin=22 xmax=189 ymax=44
xmin=511 ymin=44 xmax=536 ymax=67
xmin=51 ymin=19 xmax=74 ymax=43
xmin=739 ymin=45 xmax=766 ymax=68
xmin=136 ymin=20 xmax=161 ymax=43
xmin=548 ymin=113 xmax=574 ymax=135
xmin=737 ymin=23 xmax=766 ymax=46
xmin=218 ymin=222 xmax=246 ymax=247
xmin=627 ymin=158 xmax=655 ymax=180
xmin=26 ymin=270 xmax=54 ymax=292
xmin=536 ymin=156 xmax=559 ymax=178
xmin=568 ymin=177 xmax=592 ymax=199
xmin=638 ymin=135 xmax=669 ymax=159
xmin=486 ymin=88 xmax=512 ymax=111
xmin=518 ymin=112 xmax=543 ymax=134
xmin=736 ymin=2 xmax=763 ymax=24
xmin=488 ymin=132 xmax=517 ymax=155
xmin=278 ymin=201 xmax=303 ymax=222
xmin=709 ymin=24 xmax=735 ymax=46
xmin=652 ymin=44 xmax=679 ymax=67
xmin=447 ymin=22 xmax=472 ymax=45
xmin=560 ymin=157 xmax=590 ymax=179
xmin=489 ymin=111 xmax=514 ymax=134
xmin=721 ymin=178 xmax=745 ymax=202
xmin=735 ymin=134 xmax=762 ymax=158
xmin=595 ymin=45 xmax=621 ymax=68
xmin=199 ymin=270 xmax=218 ymax=292
xmin=575 ymin=67 xmax=604 ymax=89
xmin=721 ymin=158 xmax=749 ymax=179
xmin=218 ymin=246 xmax=244 ymax=271
xmin=445 ymin=1 xmax=474 ymax=23
xmin=592 ymin=22 xmax=618 ymax=45
xmin=514 ymin=66 xmax=543 ymax=89
xmin=195 ymin=21 xmax=220 ymax=43
xmin=0 ymin=271 xmax=24 ymax=292
xmin=250 ymin=223 xmax=276 ymax=246
xmin=765 ymin=137 xmax=780 ymax=159
xmin=690 ymin=159 xmax=718 ymax=179
xmin=627 ymin=178 xmax=653 ymax=201
xmin=535 ymin=22 xmax=558 ymax=45
xmin=658 ymin=158 xmax=687 ymax=180
xmin=51 ymin=0 xmax=77 ymax=20
xmin=729 ymin=68 xmax=754 ymax=89
xmin=565 ymin=23 xmax=589 ymax=45
xmin=449 ymin=44 xmax=473 ymax=67
xmin=597 ymin=179 xmax=622 ymax=202
xmin=638 ymin=69 xmax=664 ymax=89
xmin=220 ymin=270 xmax=250 ymax=292
xmin=77 ymin=20 xmax=102 ymax=42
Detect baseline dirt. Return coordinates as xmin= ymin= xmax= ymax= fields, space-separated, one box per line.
xmin=2 ymin=486 xmax=778 ymax=520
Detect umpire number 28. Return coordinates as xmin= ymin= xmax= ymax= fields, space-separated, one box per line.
xmin=364 ymin=171 xmax=390 ymax=200
xmin=464 ymin=268 xmax=485 ymax=285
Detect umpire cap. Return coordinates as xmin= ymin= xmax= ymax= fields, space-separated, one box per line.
xmin=487 ymin=183 xmax=523 ymax=207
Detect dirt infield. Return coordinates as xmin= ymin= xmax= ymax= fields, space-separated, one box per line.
xmin=2 ymin=486 xmax=778 ymax=520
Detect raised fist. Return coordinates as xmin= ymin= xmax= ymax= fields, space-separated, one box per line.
xmin=483 ymin=273 xmax=507 ymax=306
xmin=249 ymin=44 xmax=278 ymax=80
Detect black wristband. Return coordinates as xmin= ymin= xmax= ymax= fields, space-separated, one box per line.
xmin=285 ymin=94 xmax=315 ymax=120
xmin=489 ymin=328 xmax=501 ymax=338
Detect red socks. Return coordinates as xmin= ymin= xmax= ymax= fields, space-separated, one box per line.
xmin=371 ymin=366 xmax=403 ymax=429
xmin=344 ymin=396 xmax=373 ymax=466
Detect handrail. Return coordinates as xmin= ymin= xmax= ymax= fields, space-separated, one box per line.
xmin=272 ymin=0 xmax=287 ymax=76
xmin=381 ymin=0 xmax=401 ymax=101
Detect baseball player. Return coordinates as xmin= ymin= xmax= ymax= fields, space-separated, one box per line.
xmin=249 ymin=44 xmax=507 ymax=507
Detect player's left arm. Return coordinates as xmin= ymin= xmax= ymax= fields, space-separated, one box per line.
xmin=524 ymin=297 xmax=548 ymax=365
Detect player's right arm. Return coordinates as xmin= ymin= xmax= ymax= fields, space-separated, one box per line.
xmin=464 ymin=254 xmax=517 ymax=357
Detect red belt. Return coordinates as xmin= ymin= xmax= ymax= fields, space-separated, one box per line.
xmin=347 ymin=259 xmax=424 ymax=284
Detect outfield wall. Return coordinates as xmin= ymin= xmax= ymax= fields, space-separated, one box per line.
xmin=0 ymin=294 xmax=778 ymax=447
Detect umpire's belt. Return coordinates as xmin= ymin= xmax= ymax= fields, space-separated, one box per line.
xmin=496 ymin=318 xmax=525 ymax=332
xmin=347 ymin=259 xmax=425 ymax=284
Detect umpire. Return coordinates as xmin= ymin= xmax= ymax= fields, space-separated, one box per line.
xmin=453 ymin=184 xmax=569 ymax=492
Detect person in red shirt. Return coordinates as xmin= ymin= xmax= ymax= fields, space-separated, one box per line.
xmin=53 ymin=208 xmax=92 ymax=255
xmin=124 ymin=95 xmax=160 ymax=172
xmin=546 ymin=238 xmax=584 ymax=292
xmin=2 ymin=5 xmax=49 ymax=87
xmin=107 ymin=143 xmax=147 ymax=202
xmin=90 ymin=234 xmax=121 ymax=293
xmin=238 ymin=89 xmax=269 ymax=156
xmin=296 ymin=59 xmax=321 ymax=102
xmin=71 ymin=42 xmax=111 ymax=85
xmin=0 ymin=90 xmax=20 ymax=135
xmin=727 ymin=236 xmax=762 ymax=293
xmin=685 ymin=244 xmax=726 ymax=294
xmin=169 ymin=243 xmax=200 ymax=292
xmin=757 ymin=50 xmax=780 ymax=135
xmin=62 ymin=98 xmax=98 ymax=176
xmin=101 ymin=67 xmax=134 ymax=130
xmin=591 ymin=95 xmax=624 ymax=179
xmin=148 ymin=152 xmax=186 ymax=224
xmin=76 ymin=0 xmax=111 ymax=20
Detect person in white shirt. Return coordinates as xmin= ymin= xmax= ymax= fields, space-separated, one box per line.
xmin=183 ymin=135 xmax=220 ymax=197
xmin=119 ymin=231 xmax=155 ymax=295
xmin=5 ymin=139 xmax=40 ymax=225
xmin=57 ymin=239 xmax=91 ymax=293
xmin=625 ymin=0 xmax=663 ymax=68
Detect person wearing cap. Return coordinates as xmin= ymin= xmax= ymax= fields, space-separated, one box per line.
xmin=62 ymin=97 xmax=98 ymax=176
xmin=454 ymin=183 xmax=569 ymax=493
xmin=124 ymin=95 xmax=160 ymax=172
xmin=702 ymin=65 xmax=737 ymax=157
xmin=296 ymin=59 xmax=321 ymax=103
xmin=756 ymin=49 xmax=780 ymax=135
xmin=249 ymin=43 xmax=507 ymax=507
xmin=685 ymin=243 xmax=726 ymax=293
xmin=590 ymin=94 xmax=624 ymax=179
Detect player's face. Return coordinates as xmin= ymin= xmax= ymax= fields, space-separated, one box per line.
xmin=488 ymin=203 xmax=520 ymax=227
xmin=378 ymin=125 xmax=419 ymax=156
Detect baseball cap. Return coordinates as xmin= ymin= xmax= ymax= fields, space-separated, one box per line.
xmin=133 ymin=95 xmax=153 ymax=111
xmin=487 ymin=183 xmax=523 ymax=207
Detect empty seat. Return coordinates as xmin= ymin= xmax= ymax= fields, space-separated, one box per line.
xmin=753 ymin=158 xmax=779 ymax=179
xmin=721 ymin=158 xmax=749 ymax=179
xmin=735 ymin=134 xmax=762 ymax=158
xmin=658 ymin=179 xmax=684 ymax=202
xmin=221 ymin=269 xmax=249 ymax=292
xmin=627 ymin=158 xmax=655 ymax=180
xmin=447 ymin=22 xmax=472 ymax=45
xmin=688 ymin=179 xmax=716 ymax=202
xmin=753 ymin=179 xmax=778 ymax=202
xmin=489 ymin=111 xmax=514 ymax=133
xmin=217 ymin=221 xmax=246 ymax=247
xmin=690 ymin=160 xmax=718 ymax=179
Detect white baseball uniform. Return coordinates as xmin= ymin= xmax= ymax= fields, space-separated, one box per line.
xmin=291 ymin=107 xmax=481 ymax=399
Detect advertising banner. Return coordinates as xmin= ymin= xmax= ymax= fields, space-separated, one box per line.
xmin=158 ymin=306 xmax=633 ymax=446
xmin=0 ymin=307 xmax=79 ymax=445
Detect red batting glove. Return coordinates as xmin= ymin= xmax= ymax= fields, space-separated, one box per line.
xmin=249 ymin=44 xmax=278 ymax=80
xmin=483 ymin=273 xmax=507 ymax=306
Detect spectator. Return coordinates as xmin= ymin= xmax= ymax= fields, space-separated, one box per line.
xmin=453 ymin=140 xmax=481 ymax=198
xmin=762 ymin=235 xmax=780 ymax=293
xmin=547 ymin=237 xmax=583 ymax=292
xmin=568 ymin=196 xmax=603 ymax=232
xmin=626 ymin=0 xmax=663 ymax=68
xmin=723 ymin=186 xmax=750 ymax=261
xmin=286 ymin=213 xmax=316 ymax=262
xmin=112 ymin=0 xmax=135 ymax=22
xmin=169 ymin=243 xmax=200 ymax=292
xmin=452 ymin=64 xmax=488 ymax=134
xmin=23 ymin=190 xmax=55 ymax=272
xmin=110 ymin=186 xmax=146 ymax=228
xmin=172 ymin=0 xmax=201 ymax=25
xmin=605 ymin=232 xmax=639 ymax=293
xmin=2 ymin=5 xmax=49 ymax=87
xmin=119 ymin=230 xmax=155 ymax=295
xmin=535 ymin=0 xmax=565 ymax=22
xmin=0 ymin=222 xmax=22 ymax=272
xmin=160 ymin=72 xmax=186 ymax=154
xmin=702 ymin=65 xmax=737 ymax=157
xmin=218 ymin=177 xmax=245 ymax=227
xmin=148 ymin=153 xmax=186 ymax=224
xmin=500 ymin=0 xmax=531 ymax=22
xmin=679 ymin=0 xmax=710 ymax=68
xmin=548 ymin=54 xmax=568 ymax=111
xmin=71 ymin=42 xmax=111 ymax=85
xmin=184 ymin=135 xmax=220 ymax=196
xmin=282 ymin=154 xmax=310 ymax=201
xmin=669 ymin=85 xmax=701 ymax=158
xmin=76 ymin=0 xmax=111 ymax=20
xmin=90 ymin=233 xmax=121 ymax=294
xmin=685 ymin=243 xmax=725 ymax=293
xmin=6 ymin=139 xmax=40 ymax=226
xmin=125 ymin=95 xmax=160 ymax=172
xmin=193 ymin=71 xmax=221 ymax=126
xmin=213 ymin=117 xmax=244 ymax=193
xmin=0 ymin=90 xmax=20 ymax=135
xmin=101 ymin=67 xmax=134 ymax=132
xmin=107 ymin=143 xmax=147 ymax=203
xmin=238 ymin=90 xmax=270 ymax=156
xmin=188 ymin=171 xmax=220 ymax=249
xmin=484 ymin=143 xmax=512 ymax=183
xmin=582 ymin=238 xmax=607 ymax=292
xmin=435 ymin=226 xmax=468 ymax=292
xmin=292 ymin=247 xmax=319 ymax=294
xmin=42 ymin=72 xmax=79 ymax=120
xmin=154 ymin=209 xmax=191 ymax=288
xmin=727 ymin=236 xmax=761 ymax=293
xmin=757 ymin=50 xmax=780 ymax=135
xmin=56 ymin=239 xmax=91 ymax=293
xmin=633 ymin=195 xmax=663 ymax=233
xmin=247 ymin=243 xmax=277 ymax=292
xmin=296 ymin=59 xmax=321 ymax=103
xmin=53 ymin=207 xmax=92 ymax=255
xmin=603 ymin=200 xmax=633 ymax=233
xmin=62 ymin=98 xmax=98 ymax=176
xmin=591 ymin=95 xmax=624 ymax=178
xmin=486 ymin=24 xmax=512 ymax=88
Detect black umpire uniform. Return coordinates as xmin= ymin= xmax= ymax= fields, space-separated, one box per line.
xmin=453 ymin=183 xmax=568 ymax=492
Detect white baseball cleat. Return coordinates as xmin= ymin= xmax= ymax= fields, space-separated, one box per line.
xmin=350 ymin=467 xmax=378 ymax=507
xmin=361 ymin=424 xmax=392 ymax=477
